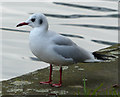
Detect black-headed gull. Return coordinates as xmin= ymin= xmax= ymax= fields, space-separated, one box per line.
xmin=16 ymin=13 xmax=104 ymax=87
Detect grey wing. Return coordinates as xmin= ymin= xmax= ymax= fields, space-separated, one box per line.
xmin=53 ymin=35 xmax=75 ymax=46
xmin=53 ymin=35 xmax=92 ymax=63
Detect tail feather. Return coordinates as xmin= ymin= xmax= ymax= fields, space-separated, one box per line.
xmin=92 ymin=52 xmax=114 ymax=60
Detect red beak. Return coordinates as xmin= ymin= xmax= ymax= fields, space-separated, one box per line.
xmin=16 ymin=22 xmax=28 ymax=27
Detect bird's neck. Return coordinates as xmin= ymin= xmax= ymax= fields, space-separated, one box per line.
xmin=30 ymin=27 xmax=48 ymax=36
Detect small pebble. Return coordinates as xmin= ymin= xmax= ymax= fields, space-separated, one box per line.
xmin=78 ymin=68 xmax=84 ymax=71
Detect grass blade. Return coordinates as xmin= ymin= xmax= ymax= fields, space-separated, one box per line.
xmin=83 ymin=78 xmax=87 ymax=95
xmin=92 ymin=83 xmax=103 ymax=95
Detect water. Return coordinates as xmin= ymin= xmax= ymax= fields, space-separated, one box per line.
xmin=1 ymin=1 xmax=119 ymax=80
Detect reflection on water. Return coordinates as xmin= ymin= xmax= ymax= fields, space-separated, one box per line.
xmin=53 ymin=2 xmax=117 ymax=12
xmin=29 ymin=13 xmax=120 ymax=19
xmin=103 ymin=0 xmax=118 ymax=2
xmin=0 ymin=28 xmax=29 ymax=33
xmin=61 ymin=24 xmax=120 ymax=30
xmin=1 ymin=27 xmax=118 ymax=45
xmin=0 ymin=28 xmax=84 ymax=39
xmin=91 ymin=39 xmax=118 ymax=45
xmin=60 ymin=33 xmax=84 ymax=39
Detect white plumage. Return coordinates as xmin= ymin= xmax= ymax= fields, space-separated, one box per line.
xmin=16 ymin=13 xmax=101 ymax=87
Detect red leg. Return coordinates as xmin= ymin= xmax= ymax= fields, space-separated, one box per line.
xmin=40 ymin=64 xmax=52 ymax=84
xmin=52 ymin=66 xmax=62 ymax=87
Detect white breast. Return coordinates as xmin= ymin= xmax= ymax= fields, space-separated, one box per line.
xmin=29 ymin=28 xmax=73 ymax=65
xmin=29 ymin=28 xmax=47 ymax=60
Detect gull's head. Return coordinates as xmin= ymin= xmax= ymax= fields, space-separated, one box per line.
xmin=16 ymin=13 xmax=48 ymax=30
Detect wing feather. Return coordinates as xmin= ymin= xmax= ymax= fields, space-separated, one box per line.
xmin=53 ymin=35 xmax=93 ymax=63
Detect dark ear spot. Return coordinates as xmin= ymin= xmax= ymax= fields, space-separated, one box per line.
xmin=31 ymin=18 xmax=35 ymax=22
xmin=39 ymin=19 xmax=43 ymax=24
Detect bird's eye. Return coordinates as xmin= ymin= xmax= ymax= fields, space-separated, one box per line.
xmin=39 ymin=19 xmax=43 ymax=24
xmin=31 ymin=18 xmax=35 ymax=22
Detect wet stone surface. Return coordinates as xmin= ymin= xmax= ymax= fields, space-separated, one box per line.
xmin=1 ymin=44 xmax=120 ymax=95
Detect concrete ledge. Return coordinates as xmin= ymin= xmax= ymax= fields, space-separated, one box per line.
xmin=1 ymin=44 xmax=120 ymax=95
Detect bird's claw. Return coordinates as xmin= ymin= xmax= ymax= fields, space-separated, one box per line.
xmin=51 ymin=83 xmax=62 ymax=87
xmin=40 ymin=81 xmax=52 ymax=84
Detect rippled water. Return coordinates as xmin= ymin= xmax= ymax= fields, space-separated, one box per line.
xmin=1 ymin=1 xmax=119 ymax=80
